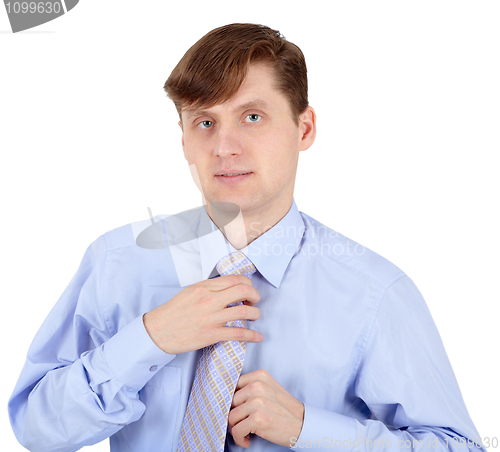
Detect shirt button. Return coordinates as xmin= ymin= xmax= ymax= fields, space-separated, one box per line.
xmin=149 ymin=365 xmax=158 ymax=372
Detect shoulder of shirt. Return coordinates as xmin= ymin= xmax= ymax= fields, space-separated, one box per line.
xmin=87 ymin=213 xmax=178 ymax=257
xmin=299 ymin=211 xmax=407 ymax=290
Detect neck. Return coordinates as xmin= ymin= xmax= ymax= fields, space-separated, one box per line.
xmin=204 ymin=198 xmax=293 ymax=249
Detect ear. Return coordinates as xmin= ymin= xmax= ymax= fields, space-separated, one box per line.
xmin=178 ymin=120 xmax=187 ymax=159
xmin=298 ymin=106 xmax=316 ymax=152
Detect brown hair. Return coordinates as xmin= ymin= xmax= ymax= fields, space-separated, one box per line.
xmin=164 ymin=23 xmax=308 ymax=124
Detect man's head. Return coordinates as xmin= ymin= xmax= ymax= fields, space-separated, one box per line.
xmin=164 ymin=24 xmax=316 ymax=234
xmin=164 ymin=23 xmax=308 ymax=125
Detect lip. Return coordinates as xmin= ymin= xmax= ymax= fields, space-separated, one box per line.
xmin=215 ymin=170 xmax=252 ymax=176
xmin=215 ymin=171 xmax=253 ymax=185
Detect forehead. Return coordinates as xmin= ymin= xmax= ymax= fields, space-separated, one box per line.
xmin=182 ymin=64 xmax=288 ymax=118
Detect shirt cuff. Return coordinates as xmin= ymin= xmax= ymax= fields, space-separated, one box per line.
xmin=102 ymin=315 xmax=176 ymax=391
xmin=292 ymin=404 xmax=357 ymax=449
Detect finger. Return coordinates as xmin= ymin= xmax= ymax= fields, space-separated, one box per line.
xmin=231 ymin=433 xmax=251 ymax=449
xmin=236 ymin=369 xmax=271 ymax=390
xmin=208 ymin=274 xmax=253 ymax=290
xmin=233 ymin=379 xmax=268 ymax=407
xmin=228 ymin=406 xmax=252 ymax=448
xmin=221 ymin=305 xmax=261 ymax=324
xmin=217 ymin=326 xmax=263 ymax=344
xmin=231 ymin=385 xmax=250 ymax=409
xmin=229 ymin=415 xmax=252 ymax=449
xmin=215 ymin=282 xmax=260 ymax=307
xmin=228 ymin=402 xmax=248 ymax=428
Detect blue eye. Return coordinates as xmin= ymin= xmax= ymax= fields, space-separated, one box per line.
xmin=245 ymin=114 xmax=261 ymax=123
xmin=198 ymin=120 xmax=213 ymax=129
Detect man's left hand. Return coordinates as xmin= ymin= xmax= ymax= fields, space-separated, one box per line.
xmin=228 ymin=369 xmax=304 ymax=448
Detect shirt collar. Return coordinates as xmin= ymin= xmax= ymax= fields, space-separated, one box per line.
xmin=199 ymin=199 xmax=305 ymax=288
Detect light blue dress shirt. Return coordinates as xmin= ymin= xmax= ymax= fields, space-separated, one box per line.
xmin=9 ymin=200 xmax=485 ymax=452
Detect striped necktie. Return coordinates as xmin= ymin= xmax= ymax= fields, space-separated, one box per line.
xmin=177 ymin=251 xmax=257 ymax=452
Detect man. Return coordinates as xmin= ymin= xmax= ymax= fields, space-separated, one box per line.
xmin=9 ymin=23 xmax=485 ymax=451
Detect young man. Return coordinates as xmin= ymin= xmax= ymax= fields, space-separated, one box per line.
xmin=9 ymin=23 xmax=484 ymax=452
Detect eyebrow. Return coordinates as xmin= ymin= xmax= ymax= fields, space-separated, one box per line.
xmin=234 ymin=99 xmax=271 ymax=112
xmin=184 ymin=99 xmax=271 ymax=118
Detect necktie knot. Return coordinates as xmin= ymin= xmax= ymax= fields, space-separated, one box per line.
xmin=216 ymin=251 xmax=256 ymax=278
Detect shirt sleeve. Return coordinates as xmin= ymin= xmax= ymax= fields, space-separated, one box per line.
xmin=294 ymin=275 xmax=486 ymax=451
xmin=8 ymin=236 xmax=176 ymax=452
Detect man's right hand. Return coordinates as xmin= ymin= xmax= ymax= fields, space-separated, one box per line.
xmin=143 ymin=275 xmax=262 ymax=355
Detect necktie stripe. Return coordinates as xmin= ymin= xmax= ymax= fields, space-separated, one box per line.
xmin=178 ymin=252 xmax=256 ymax=452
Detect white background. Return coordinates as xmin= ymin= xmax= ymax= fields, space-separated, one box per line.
xmin=1 ymin=1 xmax=499 ymax=450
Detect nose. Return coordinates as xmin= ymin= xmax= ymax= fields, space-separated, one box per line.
xmin=213 ymin=123 xmax=243 ymax=158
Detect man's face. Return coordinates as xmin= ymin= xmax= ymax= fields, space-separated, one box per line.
xmin=180 ymin=63 xmax=315 ymax=223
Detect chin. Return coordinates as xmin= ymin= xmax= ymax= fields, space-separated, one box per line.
xmin=205 ymin=194 xmax=255 ymax=214
xmin=207 ymin=201 xmax=241 ymax=214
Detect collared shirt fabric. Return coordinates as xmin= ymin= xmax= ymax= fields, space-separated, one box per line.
xmin=8 ymin=200 xmax=485 ymax=452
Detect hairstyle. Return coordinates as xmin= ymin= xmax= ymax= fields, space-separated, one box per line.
xmin=164 ymin=23 xmax=308 ymax=124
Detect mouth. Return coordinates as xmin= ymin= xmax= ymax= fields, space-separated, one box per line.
xmin=215 ymin=172 xmax=253 ymax=185
xmin=216 ymin=172 xmax=252 ymax=177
